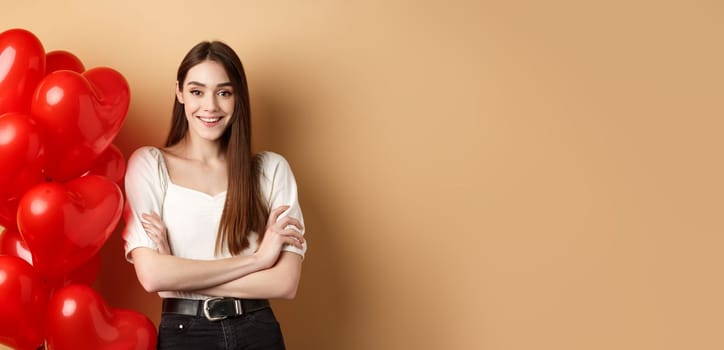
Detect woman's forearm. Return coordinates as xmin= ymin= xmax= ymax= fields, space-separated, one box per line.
xmin=193 ymin=252 xmax=303 ymax=300
xmin=130 ymin=247 xmax=266 ymax=292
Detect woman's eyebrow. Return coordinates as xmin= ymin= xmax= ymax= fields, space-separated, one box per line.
xmin=186 ymin=81 xmax=232 ymax=87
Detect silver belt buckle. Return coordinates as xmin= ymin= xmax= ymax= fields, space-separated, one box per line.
xmin=203 ymin=297 xmax=228 ymax=321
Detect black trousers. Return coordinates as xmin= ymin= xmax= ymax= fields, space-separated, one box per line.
xmin=157 ymin=308 xmax=286 ymax=349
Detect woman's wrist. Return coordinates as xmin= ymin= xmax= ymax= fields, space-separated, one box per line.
xmin=251 ymin=251 xmax=275 ymax=271
xmin=238 ymin=252 xmax=268 ymax=273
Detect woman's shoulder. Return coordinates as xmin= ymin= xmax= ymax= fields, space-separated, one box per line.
xmin=256 ymin=151 xmax=293 ymax=177
xmin=257 ymin=150 xmax=286 ymax=164
xmin=126 ymin=146 xmax=165 ymax=171
xmin=129 ymin=146 xmax=163 ymax=159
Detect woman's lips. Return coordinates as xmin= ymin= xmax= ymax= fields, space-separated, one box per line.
xmin=197 ymin=116 xmax=222 ymax=127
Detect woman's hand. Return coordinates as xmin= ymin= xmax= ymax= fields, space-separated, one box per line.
xmin=255 ymin=205 xmax=305 ymax=269
xmin=141 ymin=211 xmax=171 ymax=255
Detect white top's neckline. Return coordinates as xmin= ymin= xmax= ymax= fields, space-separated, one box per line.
xmin=156 ymin=148 xmax=228 ymax=199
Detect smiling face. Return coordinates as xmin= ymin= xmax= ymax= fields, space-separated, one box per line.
xmin=175 ymin=60 xmax=235 ymax=143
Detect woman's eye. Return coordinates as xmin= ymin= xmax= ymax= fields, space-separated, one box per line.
xmin=218 ymin=90 xmax=232 ymax=97
xmin=190 ymin=90 xmax=202 ymax=96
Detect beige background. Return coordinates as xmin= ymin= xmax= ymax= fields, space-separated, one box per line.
xmin=1 ymin=0 xmax=723 ymax=349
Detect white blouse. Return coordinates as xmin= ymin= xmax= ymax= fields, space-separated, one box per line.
xmin=122 ymin=146 xmax=306 ymax=299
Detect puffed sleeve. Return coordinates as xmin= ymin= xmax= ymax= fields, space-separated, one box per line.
xmin=122 ymin=146 xmax=167 ymax=262
xmin=260 ymin=152 xmax=307 ymax=259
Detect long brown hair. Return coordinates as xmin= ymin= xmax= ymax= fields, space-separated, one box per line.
xmin=166 ymin=41 xmax=268 ymax=255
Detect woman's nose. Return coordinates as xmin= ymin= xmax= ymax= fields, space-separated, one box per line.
xmin=202 ymin=94 xmax=218 ymax=111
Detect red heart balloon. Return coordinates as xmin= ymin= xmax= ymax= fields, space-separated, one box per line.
xmin=0 ymin=29 xmax=46 ymax=115
xmin=31 ymin=67 xmax=130 ymax=181
xmin=0 ymin=112 xmax=46 ymax=199
xmin=85 ymin=143 xmax=126 ymax=188
xmin=46 ymin=284 xmax=157 ymax=350
xmin=61 ymin=252 xmax=102 ymax=288
xmin=45 ymin=50 xmax=85 ymax=74
xmin=0 ymin=255 xmax=50 ymax=350
xmin=0 ymin=227 xmax=32 ymax=264
xmin=0 ymin=227 xmax=100 ymax=288
xmin=17 ymin=175 xmax=123 ymax=282
xmin=0 ymin=196 xmax=19 ymax=230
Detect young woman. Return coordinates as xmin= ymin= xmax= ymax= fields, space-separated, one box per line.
xmin=123 ymin=41 xmax=307 ymax=350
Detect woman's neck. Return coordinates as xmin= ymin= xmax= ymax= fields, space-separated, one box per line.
xmin=174 ymin=137 xmax=225 ymax=163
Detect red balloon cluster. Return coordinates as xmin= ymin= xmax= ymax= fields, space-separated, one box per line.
xmin=0 ymin=28 xmax=156 ymax=349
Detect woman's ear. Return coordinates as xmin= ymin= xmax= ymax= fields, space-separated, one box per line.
xmin=175 ymin=81 xmax=184 ymax=104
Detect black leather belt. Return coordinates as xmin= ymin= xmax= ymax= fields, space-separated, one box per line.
xmin=162 ymin=297 xmax=270 ymax=321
